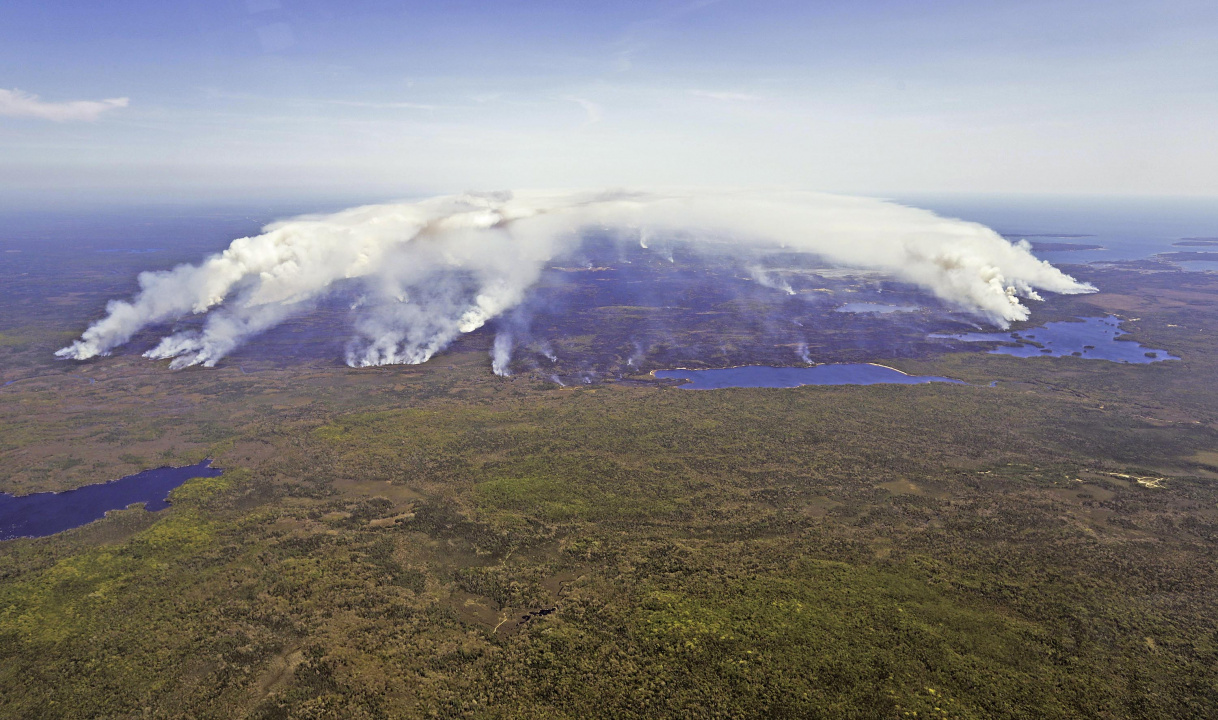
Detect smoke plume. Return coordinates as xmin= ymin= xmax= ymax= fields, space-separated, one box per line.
xmin=56 ymin=189 xmax=1094 ymax=369
xmin=750 ymin=266 xmax=796 ymax=295
xmin=491 ymin=331 xmax=513 ymax=376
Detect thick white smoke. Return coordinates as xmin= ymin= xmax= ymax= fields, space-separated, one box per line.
xmin=56 ymin=189 xmax=1094 ymax=369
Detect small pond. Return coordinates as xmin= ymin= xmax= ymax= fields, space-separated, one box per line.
xmin=933 ymin=315 xmax=1177 ymax=362
xmin=654 ymin=364 xmax=964 ymax=389
xmin=0 ymin=459 xmax=222 ymax=541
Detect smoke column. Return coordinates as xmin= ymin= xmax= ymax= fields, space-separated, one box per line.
xmin=491 ymin=331 xmax=513 ymax=376
xmin=750 ymin=266 xmax=796 ymax=295
xmin=56 ymin=189 xmax=1094 ymax=369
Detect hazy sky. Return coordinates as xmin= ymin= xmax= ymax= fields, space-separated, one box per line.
xmin=2 ymin=0 xmax=1216 ymax=203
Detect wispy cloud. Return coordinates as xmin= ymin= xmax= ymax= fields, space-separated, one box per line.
xmin=0 ymin=88 xmax=129 ymax=122
xmin=612 ymin=0 xmax=730 ymax=73
xmin=689 ymin=89 xmax=760 ymax=102
xmin=565 ymin=96 xmax=603 ymax=125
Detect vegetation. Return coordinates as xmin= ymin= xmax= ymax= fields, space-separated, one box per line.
xmin=2 ymin=258 xmax=1218 ymax=717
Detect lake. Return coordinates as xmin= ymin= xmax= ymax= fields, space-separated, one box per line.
xmin=0 ymin=459 xmax=223 ymax=541
xmin=932 ymin=315 xmax=1177 ymax=363
xmin=654 ymin=364 xmax=965 ymax=389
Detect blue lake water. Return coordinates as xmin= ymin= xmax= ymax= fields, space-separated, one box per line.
xmin=933 ymin=315 xmax=1177 ymax=362
xmin=655 ymin=364 xmax=964 ymax=389
xmin=0 ymin=459 xmax=222 ymax=541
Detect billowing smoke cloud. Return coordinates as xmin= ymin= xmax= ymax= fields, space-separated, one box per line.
xmin=56 ymin=189 xmax=1094 ymax=369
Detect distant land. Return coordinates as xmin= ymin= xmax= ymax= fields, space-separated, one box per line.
xmin=1028 ymin=241 xmax=1105 ymax=252
xmin=1174 ymin=238 xmax=1218 ymax=247
xmin=1001 ymin=233 xmax=1097 ymax=239
xmin=1156 ymin=251 xmax=1218 ymax=262
xmin=998 ymin=233 xmax=1104 ymax=252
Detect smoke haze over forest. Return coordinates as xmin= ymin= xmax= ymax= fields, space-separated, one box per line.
xmin=56 ymin=189 xmax=1093 ymax=371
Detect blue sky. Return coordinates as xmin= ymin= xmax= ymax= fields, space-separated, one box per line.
xmin=2 ymin=0 xmax=1216 ymax=204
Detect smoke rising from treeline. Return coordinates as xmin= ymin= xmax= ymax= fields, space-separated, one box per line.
xmin=56 ymin=189 xmax=1094 ymax=369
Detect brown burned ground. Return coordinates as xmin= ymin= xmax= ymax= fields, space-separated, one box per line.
xmin=1 ymin=264 xmax=1217 ymax=718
